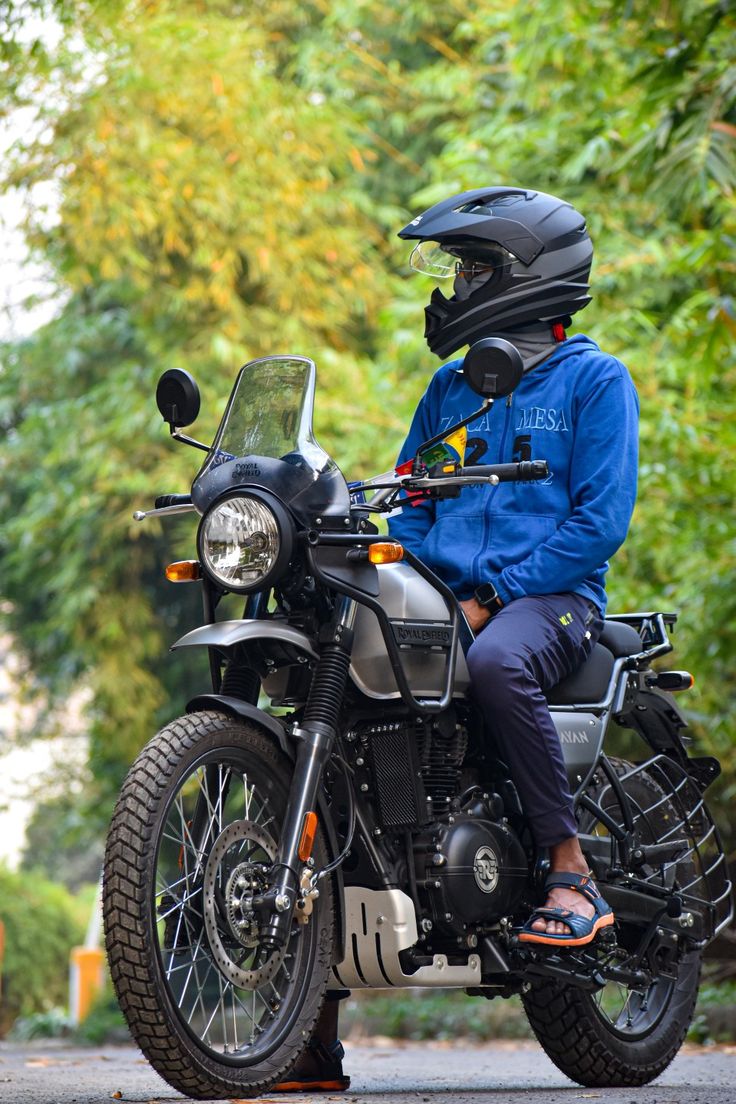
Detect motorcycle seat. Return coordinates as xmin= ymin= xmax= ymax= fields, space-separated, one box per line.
xmin=545 ymin=620 xmax=642 ymax=706
xmin=598 ymin=620 xmax=644 ymax=657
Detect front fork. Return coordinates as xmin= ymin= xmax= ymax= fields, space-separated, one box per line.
xmin=258 ymin=596 xmax=357 ymax=949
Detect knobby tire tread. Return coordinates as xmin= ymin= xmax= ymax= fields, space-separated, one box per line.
xmin=103 ymin=710 xmax=333 ymax=1100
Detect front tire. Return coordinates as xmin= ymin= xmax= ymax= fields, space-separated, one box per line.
xmin=522 ymin=759 xmax=702 ymax=1087
xmin=103 ymin=710 xmax=334 ymax=1100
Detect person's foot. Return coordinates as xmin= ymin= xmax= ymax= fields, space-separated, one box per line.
xmin=530 ymin=877 xmax=594 ymax=935
xmin=518 ymin=834 xmax=617 ymax=949
xmin=519 ymin=871 xmax=614 ymax=947
xmin=535 ymin=836 xmax=591 ymax=936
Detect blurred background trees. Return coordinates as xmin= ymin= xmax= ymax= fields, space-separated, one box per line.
xmin=0 ymin=0 xmax=733 ymax=867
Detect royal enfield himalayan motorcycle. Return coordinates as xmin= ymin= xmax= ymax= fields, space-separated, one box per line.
xmin=103 ymin=340 xmax=732 ymax=1099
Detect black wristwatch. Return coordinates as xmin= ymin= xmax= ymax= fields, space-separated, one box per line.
xmin=474 ymin=582 xmax=504 ymax=616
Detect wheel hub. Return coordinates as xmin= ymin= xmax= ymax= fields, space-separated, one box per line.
xmin=225 ymin=860 xmax=268 ymax=947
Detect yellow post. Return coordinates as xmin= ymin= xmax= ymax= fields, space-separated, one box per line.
xmin=69 ymin=946 xmax=105 ymax=1025
xmin=0 ymin=918 xmax=5 ymax=1002
xmin=69 ymin=877 xmax=105 ymax=1025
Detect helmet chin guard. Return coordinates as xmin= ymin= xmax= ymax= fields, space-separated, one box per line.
xmin=400 ymin=187 xmax=593 ymax=358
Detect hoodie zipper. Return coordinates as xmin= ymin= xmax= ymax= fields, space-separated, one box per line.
xmin=499 ymin=391 xmax=514 ymax=458
xmin=472 ymin=392 xmax=514 ymax=587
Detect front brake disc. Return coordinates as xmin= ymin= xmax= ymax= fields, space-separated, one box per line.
xmin=202 ymin=819 xmax=286 ymax=989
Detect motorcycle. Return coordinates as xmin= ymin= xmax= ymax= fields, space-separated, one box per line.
xmin=103 ymin=341 xmax=732 ymax=1099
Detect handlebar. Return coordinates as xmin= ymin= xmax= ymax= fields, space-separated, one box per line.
xmin=463 ymin=460 xmax=549 ymax=482
xmin=141 ymin=463 xmax=549 ymax=524
xmin=405 ymin=460 xmax=549 ymax=489
xmin=351 ymin=459 xmax=550 ymax=511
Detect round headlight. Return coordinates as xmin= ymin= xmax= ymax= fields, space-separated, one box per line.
xmin=198 ymin=493 xmax=292 ymax=591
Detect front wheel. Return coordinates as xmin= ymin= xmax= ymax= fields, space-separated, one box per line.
xmin=103 ymin=710 xmax=334 ymax=1100
xmin=522 ymin=759 xmax=702 ymax=1087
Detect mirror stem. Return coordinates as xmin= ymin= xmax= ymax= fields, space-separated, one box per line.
xmin=170 ymin=427 xmax=211 ymax=453
xmin=415 ymin=398 xmax=493 ymax=465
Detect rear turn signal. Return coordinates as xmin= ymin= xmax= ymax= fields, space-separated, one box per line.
xmin=651 ymin=671 xmax=695 ymax=691
xmin=368 ymin=542 xmax=404 ymax=565
xmin=298 ymin=811 xmax=318 ymax=862
xmin=165 ymin=560 xmax=201 ymax=582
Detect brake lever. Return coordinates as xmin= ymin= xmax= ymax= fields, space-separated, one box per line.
xmin=404 ymin=473 xmax=500 ymax=489
xmin=133 ymin=503 xmax=197 ymax=522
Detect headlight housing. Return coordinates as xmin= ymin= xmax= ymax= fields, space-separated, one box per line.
xmin=197 ymin=491 xmax=293 ymax=592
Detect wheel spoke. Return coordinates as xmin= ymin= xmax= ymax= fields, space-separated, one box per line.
xmin=200 ymin=971 xmax=226 ymax=1044
xmin=158 ymin=885 xmax=202 ymax=922
xmin=231 ymin=981 xmax=239 ymax=1052
xmin=216 ymin=967 xmax=230 ymax=1052
xmin=156 ymin=869 xmax=192 ymax=898
xmin=175 ymin=793 xmax=207 ymax=879
xmin=192 ymin=764 xmax=232 ymax=855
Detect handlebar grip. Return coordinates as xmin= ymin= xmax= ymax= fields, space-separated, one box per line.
xmin=154 ymin=493 xmax=193 ymax=509
xmin=467 ymin=461 xmax=549 ymax=482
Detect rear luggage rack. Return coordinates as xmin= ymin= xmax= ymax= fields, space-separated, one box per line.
xmin=606 ymin=611 xmax=678 ymax=663
xmin=616 ymin=755 xmax=733 ymax=940
xmin=549 ymin=611 xmax=679 ymax=714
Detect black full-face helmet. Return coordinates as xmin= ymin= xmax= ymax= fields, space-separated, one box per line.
xmin=398 ymin=186 xmax=593 ymax=359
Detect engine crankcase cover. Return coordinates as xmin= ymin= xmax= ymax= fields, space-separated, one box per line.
xmin=427 ymin=817 xmax=527 ymax=925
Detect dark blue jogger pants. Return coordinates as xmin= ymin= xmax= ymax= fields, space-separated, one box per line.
xmin=466 ymin=592 xmax=603 ymax=849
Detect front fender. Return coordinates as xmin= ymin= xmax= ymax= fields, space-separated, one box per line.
xmin=186 ymin=693 xmax=345 ymax=962
xmin=172 ymin=619 xmax=319 ymax=662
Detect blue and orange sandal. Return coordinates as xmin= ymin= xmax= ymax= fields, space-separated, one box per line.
xmin=518 ymin=871 xmax=615 ymax=947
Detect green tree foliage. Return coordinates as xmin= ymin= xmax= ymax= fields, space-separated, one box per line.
xmin=21 ymin=761 xmax=105 ymax=891
xmin=1 ymin=0 xmax=734 ymax=826
xmin=0 ymin=0 xmax=390 ymax=802
xmin=0 ymin=865 xmax=84 ymax=1036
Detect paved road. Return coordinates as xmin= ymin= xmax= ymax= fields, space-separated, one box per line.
xmin=1 ymin=1039 xmax=735 ymax=1104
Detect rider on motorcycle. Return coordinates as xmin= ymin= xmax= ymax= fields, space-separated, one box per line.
xmin=277 ymin=186 xmax=639 ymax=1092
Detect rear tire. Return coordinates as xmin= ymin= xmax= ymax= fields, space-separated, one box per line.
xmin=522 ymin=759 xmax=702 ymax=1087
xmin=103 ymin=710 xmax=334 ymax=1100
xmin=522 ymin=950 xmax=700 ymax=1087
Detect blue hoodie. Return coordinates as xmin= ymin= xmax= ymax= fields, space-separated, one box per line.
xmin=387 ymin=334 xmax=639 ymax=615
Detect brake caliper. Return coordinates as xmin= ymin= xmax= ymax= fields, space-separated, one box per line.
xmin=295 ymin=866 xmax=320 ymax=925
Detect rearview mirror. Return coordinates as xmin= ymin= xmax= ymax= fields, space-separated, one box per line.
xmin=463 ymin=338 xmax=523 ymax=399
xmin=156 ymin=368 xmax=201 ymax=429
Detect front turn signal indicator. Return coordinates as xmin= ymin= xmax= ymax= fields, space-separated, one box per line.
xmin=298 ymin=811 xmax=318 ymax=862
xmin=368 ymin=542 xmax=404 ymax=565
xmin=165 ymin=560 xmax=201 ymax=583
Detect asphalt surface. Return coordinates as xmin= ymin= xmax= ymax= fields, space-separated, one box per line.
xmin=1 ymin=1040 xmax=736 ymax=1104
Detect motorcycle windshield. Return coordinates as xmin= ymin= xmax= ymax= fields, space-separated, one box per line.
xmin=198 ymin=355 xmax=335 ymax=478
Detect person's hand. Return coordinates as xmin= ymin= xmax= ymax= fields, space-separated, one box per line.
xmin=459 ymin=598 xmax=492 ymax=634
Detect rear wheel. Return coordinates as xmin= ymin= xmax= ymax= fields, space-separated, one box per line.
xmin=103 ymin=710 xmax=334 ymax=1100
xmin=522 ymin=759 xmax=702 ymax=1087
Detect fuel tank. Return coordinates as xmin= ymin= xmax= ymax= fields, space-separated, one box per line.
xmin=349 ymin=562 xmax=470 ymax=700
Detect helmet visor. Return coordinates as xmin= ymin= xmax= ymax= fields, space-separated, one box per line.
xmin=409 ymin=240 xmax=517 ymax=279
xmin=410 ymin=242 xmax=457 ymax=278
